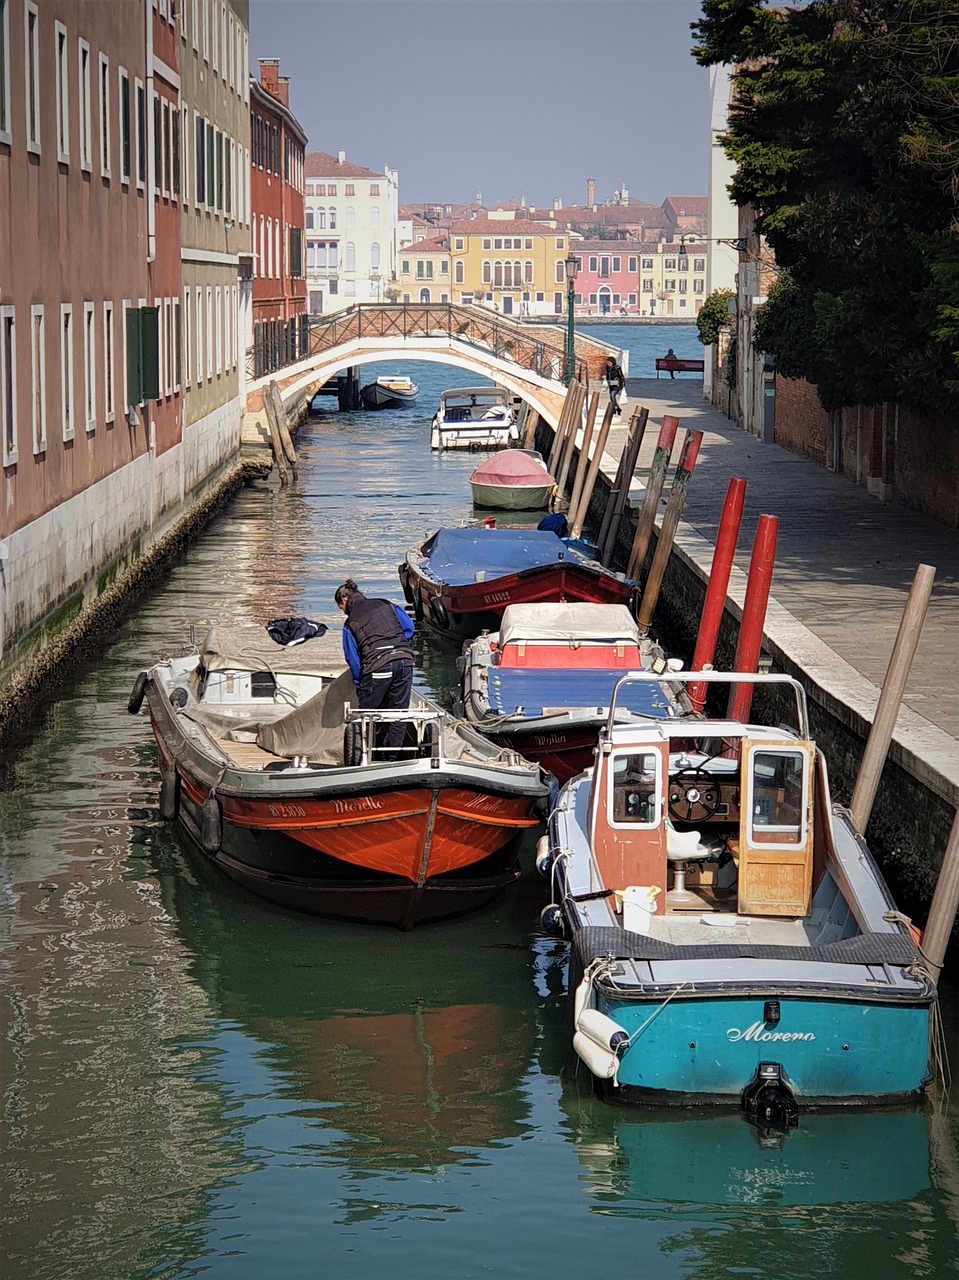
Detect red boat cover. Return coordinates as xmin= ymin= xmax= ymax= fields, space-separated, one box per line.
xmin=469 ymin=450 xmax=555 ymax=488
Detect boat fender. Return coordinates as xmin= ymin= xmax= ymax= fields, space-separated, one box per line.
xmin=158 ymin=763 xmax=180 ymax=822
xmin=535 ymin=835 xmax=552 ymax=878
xmin=398 ymin=563 xmax=414 ymax=604
xmin=127 ymin=671 xmax=148 ymax=715
xmin=169 ymin=686 xmax=189 ymax=710
xmin=539 ymin=903 xmax=565 ymax=936
xmin=200 ymin=796 xmax=222 ymax=854
xmin=576 ymin=1006 xmax=630 ymax=1055
xmin=573 ymin=1030 xmax=622 ymax=1081
xmin=429 ymin=596 xmax=450 ymax=629
xmin=412 ymin=586 xmax=424 ymax=622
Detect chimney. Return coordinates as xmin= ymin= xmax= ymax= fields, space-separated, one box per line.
xmin=258 ymin=58 xmax=280 ymax=95
xmin=586 ymin=177 xmax=596 ymax=207
xmin=338 ymin=149 xmax=346 ymax=165
xmin=552 ymin=196 xmax=563 ymax=211
xmin=277 ymin=76 xmax=290 ymax=109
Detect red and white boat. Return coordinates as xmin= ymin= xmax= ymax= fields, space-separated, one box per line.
xmin=457 ymin=603 xmax=684 ymax=783
xmin=129 ymin=624 xmax=548 ymax=929
xmin=468 ymin=450 xmax=556 ymax=510
xmin=399 ymin=526 xmax=636 ymax=640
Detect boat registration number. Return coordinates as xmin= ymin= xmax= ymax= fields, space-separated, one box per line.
xmin=267 ymin=803 xmax=307 ymax=818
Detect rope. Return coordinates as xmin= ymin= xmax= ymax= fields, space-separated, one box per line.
xmin=620 ymin=981 xmax=692 ymax=1048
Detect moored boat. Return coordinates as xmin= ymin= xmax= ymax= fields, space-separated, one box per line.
xmin=457 ymin=603 xmax=684 ymax=783
xmin=398 ymin=526 xmax=636 ymax=640
xmin=129 ymin=624 xmax=548 ymax=929
xmin=469 ymin=450 xmax=555 ymax=510
xmin=431 ymin=387 xmax=519 ymax=450
xmin=360 ymin=375 xmax=419 ymax=409
xmin=541 ymin=668 xmax=937 ymax=1117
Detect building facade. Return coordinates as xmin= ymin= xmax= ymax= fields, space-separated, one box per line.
xmin=304 ymin=149 xmax=399 ymax=314
xmin=570 ymin=242 xmax=640 ymax=316
xmin=449 ymin=218 xmax=570 ymax=316
xmin=397 ymin=235 xmax=451 ymax=303
xmin=249 ymin=58 xmax=306 ymax=374
xmin=639 ymin=240 xmax=708 ymax=317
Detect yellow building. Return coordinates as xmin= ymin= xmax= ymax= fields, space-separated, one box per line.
xmin=397 ymin=235 xmax=452 ymax=303
xmin=639 ymin=239 xmax=708 ymax=317
xmin=449 ymin=218 xmax=570 ymax=317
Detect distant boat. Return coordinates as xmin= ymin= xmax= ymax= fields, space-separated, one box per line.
xmin=431 ymin=387 xmax=519 ymax=450
xmin=360 ymin=375 xmax=419 ymax=410
xmin=469 ymin=450 xmax=555 ymax=510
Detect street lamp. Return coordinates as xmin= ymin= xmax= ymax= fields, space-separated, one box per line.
xmin=564 ymin=252 xmax=580 ymax=385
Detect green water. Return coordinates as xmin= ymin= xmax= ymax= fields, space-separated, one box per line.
xmin=2 ymin=355 xmax=959 ymax=1280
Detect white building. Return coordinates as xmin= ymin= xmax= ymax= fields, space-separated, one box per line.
xmin=303 ymin=149 xmax=399 ymax=313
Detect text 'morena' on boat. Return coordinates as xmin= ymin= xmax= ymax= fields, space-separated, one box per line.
xmin=128 ymin=621 xmax=548 ymax=929
xmin=539 ymin=667 xmax=938 ymax=1126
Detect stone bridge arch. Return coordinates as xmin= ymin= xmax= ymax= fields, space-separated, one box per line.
xmin=245 ymin=303 xmax=620 ymax=431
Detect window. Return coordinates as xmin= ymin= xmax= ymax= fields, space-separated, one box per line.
xmin=345 ymin=206 xmax=355 ymax=230
xmin=205 ymin=287 xmax=212 ymax=378
xmin=401 ymin=261 xmax=409 ymax=275
xmin=370 ymin=241 xmax=380 ymax=270
xmin=665 ymin=258 xmax=676 ymax=271
xmin=60 ymin=304 xmax=73 ymax=439
xmin=214 ymin=287 xmax=221 ymax=375
xmin=612 ymin=257 xmax=621 ymax=273
xmin=30 ymin=305 xmax=46 ymax=452
xmin=135 ymin=78 xmax=146 ymax=187
xmin=693 ymin=279 xmax=705 ymax=293
xmin=179 ymin=102 xmax=187 ymax=200
xmin=78 ymin=38 xmax=91 ymax=169
xmin=328 ymin=207 xmax=336 ymax=229
xmin=455 ymin=237 xmax=464 ymax=250
xmin=55 ymin=22 xmax=69 ymax=162
xmin=454 ymin=261 xmax=463 ymax=284
xmin=370 ymin=183 xmax=379 ymax=195
xmin=694 ymin=257 xmax=706 ymax=273
xmin=103 ymin=301 xmax=114 ymax=422
xmin=182 ymin=288 xmax=191 ymax=387
xmin=642 ymin=258 xmax=653 ymax=270
xmin=125 ymin=306 xmax=159 ymax=405
xmin=628 ymin=256 xmax=637 ymax=272
xmin=1 ymin=306 xmax=17 ymax=466
xmin=677 ymin=255 xmax=689 ymax=272
xmin=98 ymin=53 xmax=110 ymax=177
xmin=195 ymin=112 xmax=204 ymax=203
xmin=746 ymin=749 xmax=808 ymax=846
xmin=326 ymin=183 xmax=336 ymax=195
xmin=0 ymin=0 xmax=10 ymax=143
xmin=610 ymin=752 xmax=660 ymax=827
xmin=588 ymin=256 xmax=597 ymax=272
xmin=306 ymin=208 xmax=314 ymax=230
xmin=172 ymin=105 xmax=180 ymax=197
xmin=345 ymin=242 xmax=355 ymax=272
xmin=206 ymin=120 xmax=214 ymax=205
xmin=25 ymin=3 xmax=40 ymax=151
xmin=83 ymin=301 xmax=96 ymax=429
xmin=599 ymin=257 xmax=610 ymax=278
xmin=482 ymin=238 xmax=491 ymax=250
xmin=554 ymin=260 xmax=565 ymax=284
xmin=555 ymin=238 xmax=564 ymax=249
xmin=344 ymin=183 xmax=354 ymax=196
xmin=119 ymin=69 xmax=131 ymax=181
xmin=679 ymin=278 xmax=687 ymax=293
xmin=642 ymin=279 xmax=653 ymax=292
xmin=289 ymin=227 xmax=302 ymax=277
xmin=371 ymin=206 xmax=379 ymax=230
xmin=195 ymin=286 xmax=203 ymax=383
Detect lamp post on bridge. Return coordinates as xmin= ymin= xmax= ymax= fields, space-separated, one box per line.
xmin=564 ymin=252 xmax=580 ymax=385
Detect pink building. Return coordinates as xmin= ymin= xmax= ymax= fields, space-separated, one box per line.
xmin=569 ymin=242 xmax=641 ymax=316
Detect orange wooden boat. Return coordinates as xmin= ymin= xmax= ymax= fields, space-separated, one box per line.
xmin=131 ymin=625 xmax=548 ymax=928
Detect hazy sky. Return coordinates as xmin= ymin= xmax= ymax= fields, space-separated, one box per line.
xmin=249 ymin=0 xmax=710 ymax=207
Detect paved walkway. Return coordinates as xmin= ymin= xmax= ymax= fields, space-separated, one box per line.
xmin=599 ymin=378 xmax=959 ymax=789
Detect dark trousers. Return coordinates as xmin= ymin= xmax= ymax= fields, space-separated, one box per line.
xmin=357 ymin=659 xmax=414 ymax=749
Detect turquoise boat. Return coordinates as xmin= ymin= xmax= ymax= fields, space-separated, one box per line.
xmin=541 ymin=670 xmax=938 ymax=1123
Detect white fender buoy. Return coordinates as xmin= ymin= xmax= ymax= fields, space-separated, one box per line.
xmin=572 ymin=980 xmax=628 ymax=1082
xmin=573 ymin=1030 xmax=621 ymax=1080
xmin=535 ymin=835 xmax=552 ymax=878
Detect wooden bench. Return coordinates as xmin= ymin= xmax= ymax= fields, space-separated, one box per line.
xmin=655 ymin=357 xmax=705 ymax=377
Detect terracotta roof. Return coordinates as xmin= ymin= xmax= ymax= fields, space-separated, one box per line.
xmin=664 ymin=196 xmax=708 ymax=215
xmin=304 ymin=150 xmax=384 ymax=180
xmin=450 ymin=218 xmax=565 ymax=236
xmin=399 ymin=235 xmax=449 ymax=254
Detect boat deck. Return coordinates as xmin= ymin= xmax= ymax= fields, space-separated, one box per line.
xmin=487 ymin=667 xmax=672 ymax=716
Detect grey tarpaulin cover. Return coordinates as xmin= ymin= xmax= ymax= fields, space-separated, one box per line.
xmin=255 ymin=669 xmax=358 ymax=763
xmin=201 ymin=624 xmax=346 ymax=678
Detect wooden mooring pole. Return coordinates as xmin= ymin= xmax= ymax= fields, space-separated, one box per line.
xmin=570 ymin=401 xmax=616 ymax=541
xmin=848 ymin=563 xmax=936 ymax=834
xmin=635 ymin=430 xmax=704 ymax=636
xmin=687 ymin=477 xmax=747 ymax=712
xmin=598 ymin=407 xmax=648 ymax=566
xmin=566 ymin=394 xmax=603 ymax=529
xmin=625 ymin=415 xmax=679 ymax=582
xmin=921 ymin=810 xmax=959 ymax=983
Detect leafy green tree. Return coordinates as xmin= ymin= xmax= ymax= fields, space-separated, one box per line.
xmin=692 ymin=0 xmax=959 ymax=413
xmin=696 ymin=288 xmax=735 ymax=345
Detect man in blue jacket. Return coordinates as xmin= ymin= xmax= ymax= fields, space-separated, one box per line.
xmin=334 ymin=578 xmax=415 ymax=752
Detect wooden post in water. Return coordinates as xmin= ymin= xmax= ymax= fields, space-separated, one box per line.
xmin=263 ymin=387 xmax=292 ymax=486
xmin=920 ymin=809 xmax=959 ymax=983
xmin=547 ymin=380 xmax=577 ymax=472
xmin=554 ymin=386 xmax=589 ymax=506
xmin=521 ymin=407 xmax=540 ymax=451
xmin=725 ymin=514 xmax=779 ymax=723
xmin=687 ymin=477 xmax=747 ymax=712
xmin=566 ymin=392 xmax=601 ymax=527
xmin=635 ymin=430 xmax=703 ymax=636
xmin=570 ymin=401 xmax=615 ymax=541
xmin=267 ymin=381 xmax=298 ymax=469
xmin=599 ymin=407 xmax=648 ymax=566
xmin=848 ymin=563 xmax=936 ymax=834
xmin=626 ymin=415 xmax=679 ymax=581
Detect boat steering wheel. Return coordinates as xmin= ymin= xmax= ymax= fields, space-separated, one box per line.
xmin=668 ymin=767 xmax=722 ymax=823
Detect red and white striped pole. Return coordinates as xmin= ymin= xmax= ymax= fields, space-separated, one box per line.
xmin=687 ymin=477 xmax=747 ymax=712
xmin=726 ymin=514 xmax=778 ymax=724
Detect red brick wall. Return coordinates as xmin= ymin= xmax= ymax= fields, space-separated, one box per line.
xmin=895 ymin=404 xmax=959 ymax=528
xmin=773 ymin=376 xmax=828 ymax=468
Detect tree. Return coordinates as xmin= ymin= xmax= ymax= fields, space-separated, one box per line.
xmin=696 ymin=288 xmax=735 ymax=345
xmin=692 ymin=0 xmax=959 ymax=413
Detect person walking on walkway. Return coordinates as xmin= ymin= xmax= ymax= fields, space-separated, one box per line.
xmin=604 ymin=355 xmax=626 ymax=416
xmin=335 ymin=578 xmax=415 ymax=751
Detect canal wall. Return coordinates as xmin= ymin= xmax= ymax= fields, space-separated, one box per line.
xmin=0 ymin=401 xmax=255 ymax=747
xmin=550 ymin=425 xmax=959 ymax=933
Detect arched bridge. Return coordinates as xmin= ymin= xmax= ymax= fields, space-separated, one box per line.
xmin=244 ymin=303 xmax=621 ymax=431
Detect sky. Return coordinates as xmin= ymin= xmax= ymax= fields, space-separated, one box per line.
xmin=249 ymin=0 xmax=710 ymax=208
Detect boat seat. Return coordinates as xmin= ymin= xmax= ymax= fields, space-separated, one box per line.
xmin=665 ymin=825 xmax=714 ymax=908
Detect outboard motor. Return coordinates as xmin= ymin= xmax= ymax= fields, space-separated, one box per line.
xmin=741 ymin=1062 xmax=799 ymax=1137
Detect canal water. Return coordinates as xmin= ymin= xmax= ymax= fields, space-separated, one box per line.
xmin=3 ymin=334 xmax=959 ymax=1280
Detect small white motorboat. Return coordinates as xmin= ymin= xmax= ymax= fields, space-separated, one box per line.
xmin=431 ymin=387 xmax=519 ymax=450
xmin=360 ymin=375 xmax=419 ymax=410
xmin=469 ymin=449 xmax=556 ymax=509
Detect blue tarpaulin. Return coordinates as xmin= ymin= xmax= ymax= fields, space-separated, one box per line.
xmin=421 ymin=527 xmax=568 ymax=586
xmin=487 ymin=667 xmax=673 ymax=717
